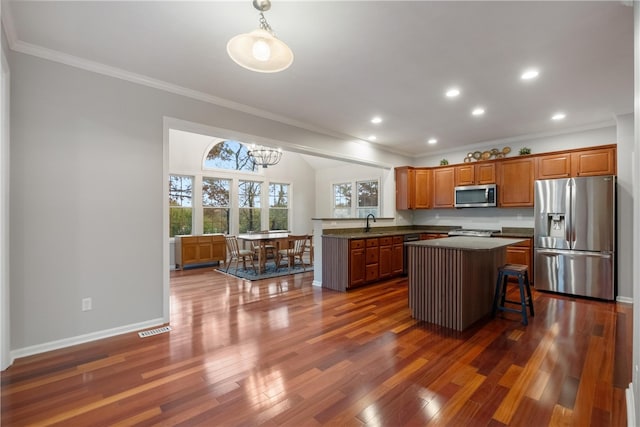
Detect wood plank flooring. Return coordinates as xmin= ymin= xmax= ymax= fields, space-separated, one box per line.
xmin=1 ymin=268 xmax=632 ymax=426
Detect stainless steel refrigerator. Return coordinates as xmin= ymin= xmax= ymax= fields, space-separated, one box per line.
xmin=534 ymin=176 xmax=616 ymax=300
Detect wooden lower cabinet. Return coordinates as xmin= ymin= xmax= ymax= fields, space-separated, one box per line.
xmin=379 ymin=237 xmax=393 ymax=279
xmin=175 ymin=234 xmax=226 ymax=270
xmin=392 ymin=236 xmax=404 ymax=275
xmin=349 ymin=240 xmax=366 ymax=288
xmin=323 ymin=235 xmax=404 ymax=291
xmin=506 ymin=238 xmax=533 ymax=284
xmin=420 ymin=233 xmax=448 ymax=240
xmin=365 ymin=238 xmax=379 ymax=283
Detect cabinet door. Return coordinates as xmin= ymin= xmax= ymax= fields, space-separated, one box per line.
xmin=454 ymin=164 xmax=475 ymax=186
xmin=536 ymin=153 xmax=571 ymax=180
xmin=379 ymin=245 xmax=392 ymax=279
xmin=392 ymin=241 xmax=403 ymax=275
xmin=414 ymin=168 xmax=432 ymax=209
xmin=432 ymin=167 xmax=455 ymax=208
xmin=498 ymin=158 xmax=534 ymax=207
xmin=476 ymin=163 xmax=496 ymax=184
xmin=571 ymin=147 xmax=616 ymax=177
xmin=506 ymin=239 xmax=533 ymax=283
xmin=349 ymin=248 xmax=366 ymax=288
xmin=181 ymin=237 xmax=199 ymax=265
xmin=211 ymin=235 xmax=226 ymax=261
xmin=395 ymin=167 xmax=415 ymax=210
xmin=198 ymin=236 xmax=214 ymax=262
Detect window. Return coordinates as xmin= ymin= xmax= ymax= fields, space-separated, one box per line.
xmin=204 ymin=140 xmax=257 ymax=172
xmin=169 ymin=175 xmax=193 ymax=237
xmin=202 ymin=178 xmax=230 ymax=234
xmin=332 ymin=179 xmax=379 ymax=218
xmin=333 ymin=183 xmax=352 ymax=218
xmin=239 ymin=180 xmax=262 ymax=233
xmin=269 ymin=183 xmax=289 ymax=230
xmin=356 ymin=180 xmax=379 ymax=218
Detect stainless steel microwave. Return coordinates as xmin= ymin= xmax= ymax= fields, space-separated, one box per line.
xmin=454 ymin=184 xmax=497 ymax=208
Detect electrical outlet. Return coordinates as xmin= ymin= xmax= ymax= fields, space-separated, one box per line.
xmin=82 ymin=297 xmax=92 ymax=311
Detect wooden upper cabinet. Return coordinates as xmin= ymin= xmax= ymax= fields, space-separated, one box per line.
xmin=454 ymin=164 xmax=475 ymax=186
xmin=535 ymin=152 xmax=572 ymax=180
xmin=455 ymin=163 xmax=496 ymax=186
xmin=432 ymin=167 xmax=455 ymax=208
xmin=498 ymin=158 xmax=534 ymax=207
xmin=395 ymin=167 xmax=414 ymax=210
xmin=414 ymin=168 xmax=432 ymax=209
xmin=395 ymin=167 xmax=431 ymax=209
xmin=571 ymin=146 xmax=616 ymax=177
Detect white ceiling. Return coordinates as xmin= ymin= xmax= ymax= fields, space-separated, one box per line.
xmin=3 ymin=1 xmax=634 ymax=157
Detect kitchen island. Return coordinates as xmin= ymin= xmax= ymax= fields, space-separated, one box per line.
xmin=406 ymin=236 xmax=524 ymax=331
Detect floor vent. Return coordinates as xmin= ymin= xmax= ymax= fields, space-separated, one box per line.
xmin=138 ymin=326 xmax=172 ymax=338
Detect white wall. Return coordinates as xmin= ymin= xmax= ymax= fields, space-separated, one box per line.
xmin=415 ymin=124 xmax=617 ymax=167
xmin=1 ymin=23 xmax=11 ymax=369
xmin=616 ymin=113 xmax=634 ymax=302
xmin=8 ymin=50 xmax=411 ymax=356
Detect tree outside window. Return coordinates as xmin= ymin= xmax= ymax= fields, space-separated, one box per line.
xmin=239 ymin=180 xmax=262 ymax=233
xmin=333 ymin=183 xmax=352 ymax=218
xmin=269 ymin=183 xmax=289 ymax=230
xmin=204 ymin=140 xmax=257 ymax=172
xmin=169 ymin=175 xmax=193 ymax=237
xmin=203 ymin=177 xmax=230 ymax=234
xmin=357 ymin=180 xmax=379 ymax=218
xmin=356 ymin=180 xmax=379 ymax=218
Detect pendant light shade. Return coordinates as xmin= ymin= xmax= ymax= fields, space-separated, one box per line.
xmin=227 ymin=29 xmax=293 ymax=73
xmin=227 ymin=0 xmax=293 ymax=73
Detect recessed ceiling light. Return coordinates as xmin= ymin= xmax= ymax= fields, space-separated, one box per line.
xmin=472 ymin=107 xmax=485 ymax=116
xmin=445 ymin=88 xmax=461 ymax=98
xmin=371 ymin=116 xmax=382 ymax=124
xmin=368 ymin=135 xmax=377 ymax=141
xmin=428 ymin=138 xmax=438 ymax=144
xmin=521 ymin=69 xmax=539 ymax=80
xmin=551 ymin=112 xmax=566 ymax=121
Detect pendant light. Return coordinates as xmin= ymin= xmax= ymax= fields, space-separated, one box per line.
xmin=227 ymin=0 xmax=294 ymax=73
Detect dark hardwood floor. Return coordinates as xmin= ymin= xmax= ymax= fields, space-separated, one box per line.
xmin=1 ymin=268 xmax=632 ymax=426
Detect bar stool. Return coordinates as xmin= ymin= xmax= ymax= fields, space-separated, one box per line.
xmin=492 ymin=264 xmax=534 ymax=325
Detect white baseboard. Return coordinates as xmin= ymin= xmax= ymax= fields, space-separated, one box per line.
xmin=626 ymin=383 xmax=636 ymax=427
xmin=10 ymin=318 xmax=166 ymax=361
xmin=312 ymin=280 xmax=322 ymax=287
xmin=617 ymin=296 xmax=634 ymax=304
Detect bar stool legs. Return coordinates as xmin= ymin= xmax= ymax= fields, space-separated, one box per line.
xmin=492 ymin=264 xmax=534 ymax=325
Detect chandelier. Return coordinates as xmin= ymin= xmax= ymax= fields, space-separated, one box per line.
xmin=248 ymin=144 xmax=283 ymax=168
xmin=227 ymin=0 xmax=294 ymax=73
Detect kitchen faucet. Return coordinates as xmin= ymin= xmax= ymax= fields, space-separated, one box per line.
xmin=365 ymin=213 xmax=376 ymax=232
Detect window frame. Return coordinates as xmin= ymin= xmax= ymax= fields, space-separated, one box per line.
xmin=331 ymin=178 xmax=380 ymax=218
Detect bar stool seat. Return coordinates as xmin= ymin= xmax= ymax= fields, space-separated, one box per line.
xmin=492 ymin=263 xmax=534 ymax=325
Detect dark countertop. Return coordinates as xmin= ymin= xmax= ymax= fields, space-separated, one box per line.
xmin=322 ymin=226 xmax=533 ymax=240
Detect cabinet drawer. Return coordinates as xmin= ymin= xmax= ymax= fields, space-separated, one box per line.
xmin=393 ymin=236 xmax=404 ymax=245
xmin=366 ymin=238 xmax=379 ymax=247
xmin=379 ymin=237 xmax=393 ymax=246
xmin=351 ymin=239 xmax=365 ymax=249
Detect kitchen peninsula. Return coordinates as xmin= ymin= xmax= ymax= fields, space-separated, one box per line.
xmin=406 ymin=236 xmax=524 ymax=331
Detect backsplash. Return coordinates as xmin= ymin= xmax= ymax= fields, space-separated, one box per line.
xmin=413 ymin=207 xmax=534 ymax=231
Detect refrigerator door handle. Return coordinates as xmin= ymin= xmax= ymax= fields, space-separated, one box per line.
xmin=536 ymin=248 xmax=613 ymax=259
xmin=564 ymin=179 xmax=572 ymax=246
xmin=569 ymin=178 xmax=576 ymax=248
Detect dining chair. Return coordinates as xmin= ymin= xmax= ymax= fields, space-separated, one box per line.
xmin=251 ymin=230 xmax=277 ymax=260
xmin=275 ymin=234 xmax=308 ymax=272
xmin=224 ymin=235 xmax=257 ymax=273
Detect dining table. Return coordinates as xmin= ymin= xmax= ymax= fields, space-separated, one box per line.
xmin=237 ymin=232 xmax=290 ymax=273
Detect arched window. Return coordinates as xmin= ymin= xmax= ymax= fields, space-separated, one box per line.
xmin=204 ymin=140 xmax=257 ymax=172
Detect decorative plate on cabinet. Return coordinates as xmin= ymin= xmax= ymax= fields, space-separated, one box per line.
xmin=502 ymin=147 xmax=511 ymax=154
xmin=473 ymin=151 xmax=482 ymax=160
xmin=481 ymin=151 xmax=491 ymax=160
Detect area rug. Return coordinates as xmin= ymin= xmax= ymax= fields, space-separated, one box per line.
xmin=216 ymin=263 xmax=310 ymax=281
